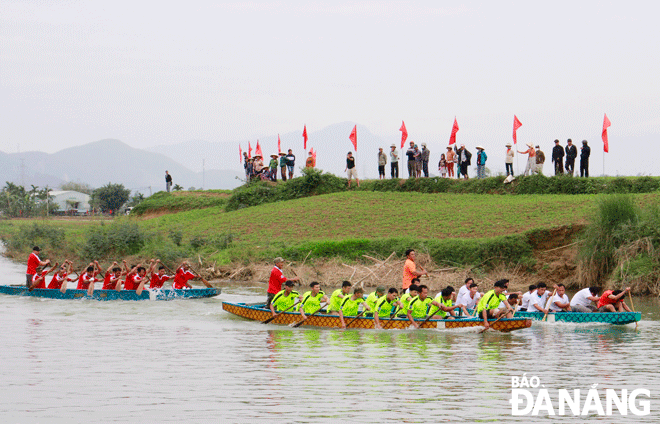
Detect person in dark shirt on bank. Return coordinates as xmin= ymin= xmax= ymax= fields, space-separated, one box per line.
xmin=565 ymin=139 xmax=577 ymax=176
xmin=551 ymin=139 xmax=564 ymax=175
xmin=580 ymin=140 xmax=591 ymax=177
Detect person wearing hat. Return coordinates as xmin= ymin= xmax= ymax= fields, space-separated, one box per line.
xmin=253 ymin=154 xmax=266 ymax=175
xmin=517 ymin=143 xmax=537 ymax=176
xmin=365 ymin=286 xmax=386 ymax=316
xmin=269 ymin=280 xmax=302 ymax=316
xmin=389 ymin=144 xmax=399 ymax=178
xmin=278 ymin=152 xmax=287 ymax=181
xmin=413 ymin=144 xmax=423 ymax=178
xmin=580 ymin=140 xmax=591 ymax=177
xmin=476 ymin=146 xmax=487 ymax=179
xmin=267 ymin=257 xmax=300 ymax=308
xmin=269 ymin=154 xmax=280 ymax=181
xmin=476 ymin=279 xmax=515 ymax=330
xmin=26 ymin=246 xmax=50 ymax=287
xmin=551 ymin=139 xmax=564 ymax=176
xmin=420 ymin=143 xmax=430 ymax=178
xmin=345 ymin=151 xmax=359 ymax=188
xmin=446 ymin=146 xmax=456 ymax=177
xmin=534 ymin=145 xmax=545 ymax=175
xmin=285 ymin=149 xmax=296 ymax=179
xmin=377 ymin=148 xmax=387 ymax=180
xmin=565 ymin=139 xmax=577 ymax=176
xmin=505 ymin=143 xmax=514 ymax=176
xmin=305 ymin=151 xmax=315 ymax=169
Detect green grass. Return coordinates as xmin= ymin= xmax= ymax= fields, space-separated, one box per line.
xmin=131 ymin=190 xmax=230 ymax=216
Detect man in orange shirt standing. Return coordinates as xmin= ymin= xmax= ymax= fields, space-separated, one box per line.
xmin=402 ymin=249 xmax=428 ymax=293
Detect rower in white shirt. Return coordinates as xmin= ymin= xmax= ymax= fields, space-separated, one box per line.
xmin=520 ymin=284 xmax=537 ymax=312
xmin=456 ymin=282 xmax=481 ymax=310
xmin=569 ymin=286 xmax=601 ymax=312
xmin=548 ymin=283 xmax=571 ymax=312
xmin=455 ymin=278 xmax=474 ymax=302
xmin=528 ymin=282 xmax=550 ymax=314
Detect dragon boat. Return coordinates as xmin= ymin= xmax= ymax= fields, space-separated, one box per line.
xmin=222 ymin=302 xmax=532 ymax=332
xmin=514 ymin=310 xmax=641 ymax=325
xmin=0 ymin=284 xmax=220 ymax=301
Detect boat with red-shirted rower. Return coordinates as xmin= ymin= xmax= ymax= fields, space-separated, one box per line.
xmin=0 ymin=284 xmax=220 ymax=301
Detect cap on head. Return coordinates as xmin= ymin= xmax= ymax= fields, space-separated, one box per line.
xmin=274 ymin=257 xmax=284 ymax=263
xmin=494 ymin=279 xmax=509 ymax=289
xmin=32 ymin=246 xmax=40 ymax=251
xmin=284 ymin=280 xmax=295 ymax=287
xmin=376 ymin=286 xmax=386 ymax=293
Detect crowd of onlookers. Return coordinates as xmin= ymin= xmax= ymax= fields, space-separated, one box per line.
xmin=242 ymin=138 xmax=593 ymax=185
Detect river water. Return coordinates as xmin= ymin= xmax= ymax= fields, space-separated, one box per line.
xmin=2 ymin=255 xmax=660 ymax=423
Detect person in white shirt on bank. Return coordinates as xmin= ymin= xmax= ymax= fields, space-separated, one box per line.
xmin=569 ymin=286 xmax=601 ymax=312
xmin=548 ymin=283 xmax=572 ymax=312
xmin=519 ymin=284 xmax=537 ymax=312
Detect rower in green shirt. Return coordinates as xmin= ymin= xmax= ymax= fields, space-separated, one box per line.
xmin=365 ymin=286 xmax=385 ymax=317
xmin=428 ymin=286 xmax=468 ymax=319
xmin=328 ymin=281 xmax=352 ymax=315
xmin=269 ymin=280 xmax=302 ymax=316
xmin=395 ymin=283 xmax=419 ymax=317
xmin=373 ymin=288 xmax=403 ymax=329
xmin=338 ymin=287 xmax=372 ymax=329
xmin=476 ymin=279 xmax=514 ymax=330
xmin=299 ymin=281 xmax=329 ymax=317
xmin=406 ymin=285 xmax=444 ymax=328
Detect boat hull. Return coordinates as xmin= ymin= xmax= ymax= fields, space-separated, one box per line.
xmin=516 ymin=310 xmax=641 ymax=325
xmin=223 ymin=302 xmax=532 ymax=332
xmin=0 ymin=285 xmax=220 ymax=301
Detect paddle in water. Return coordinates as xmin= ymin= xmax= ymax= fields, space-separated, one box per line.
xmin=291 ymin=302 xmax=328 ymax=328
xmin=262 ymin=301 xmax=299 ymax=324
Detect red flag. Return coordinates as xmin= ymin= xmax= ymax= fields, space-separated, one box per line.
xmin=349 ymin=125 xmax=357 ymax=151
xmin=400 ymin=121 xmax=408 ymax=148
xmin=248 ymin=141 xmax=252 ymax=158
xmin=239 ymin=144 xmax=242 ymax=163
xmin=311 ymin=147 xmax=316 ymax=161
xmin=255 ymin=140 xmax=263 ymax=157
xmin=513 ymin=115 xmax=522 ymax=144
xmin=278 ymin=134 xmax=281 ymax=154
xmin=602 ymin=113 xmax=611 ymax=153
xmin=449 ymin=117 xmax=459 ymax=145
xmin=302 ymin=125 xmax=308 ymax=150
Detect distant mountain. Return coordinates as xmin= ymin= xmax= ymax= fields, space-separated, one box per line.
xmin=0 ymin=139 xmax=243 ymax=194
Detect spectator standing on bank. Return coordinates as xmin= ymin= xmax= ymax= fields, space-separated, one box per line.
xmin=285 ymin=149 xmax=296 ymax=179
xmin=413 ymin=144 xmax=423 ymax=178
xmin=535 ymin=145 xmax=545 ymax=175
xmin=445 ymin=146 xmax=456 ymax=178
xmin=421 ymin=143 xmax=430 ymax=178
xmin=505 ymin=143 xmax=514 ymax=176
xmin=165 ymin=170 xmax=173 ymax=192
xmin=518 ymin=143 xmax=537 ymax=176
xmin=551 ymin=139 xmax=564 ymax=176
xmin=476 ymin=146 xmax=487 ymax=179
xmin=580 ymin=140 xmax=591 ymax=177
xmin=279 ymin=152 xmax=287 ymax=181
xmin=389 ymin=144 xmax=399 ymax=178
xmin=345 ymin=151 xmax=360 ymax=188
xmin=565 ymin=139 xmax=577 ymax=176
xmin=305 ymin=151 xmax=315 ymax=168
xmin=438 ymin=154 xmax=447 ymax=178
xmin=405 ymin=141 xmax=416 ymax=178
xmin=270 ymin=154 xmax=279 ymax=181
xmin=458 ymin=145 xmax=472 ymax=179
xmin=378 ymin=148 xmax=387 ymax=179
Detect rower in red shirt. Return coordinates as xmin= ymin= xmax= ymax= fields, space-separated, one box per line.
xmin=77 ymin=261 xmax=102 ymax=295
xmin=173 ymin=262 xmax=198 ymax=289
xmin=123 ymin=260 xmax=156 ymax=295
xmin=30 ymin=261 xmax=58 ymax=290
xmin=102 ymin=261 xmax=125 ymax=291
xmin=150 ymin=261 xmax=173 ymax=289
xmin=48 ymin=260 xmax=76 ymax=292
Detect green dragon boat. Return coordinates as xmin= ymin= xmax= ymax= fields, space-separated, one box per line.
xmin=515 ymin=310 xmax=641 ymax=325
xmin=0 ymin=284 xmax=220 ymax=301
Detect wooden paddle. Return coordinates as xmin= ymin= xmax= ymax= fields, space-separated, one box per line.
xmin=543 ymin=288 xmax=557 ymax=322
xmin=344 ymin=309 xmax=368 ymax=329
xmin=262 ymin=301 xmax=298 ymax=324
xmin=628 ymin=289 xmax=638 ymax=330
xmin=290 ymin=302 xmax=328 ymax=328
xmin=478 ymin=313 xmax=505 ymax=333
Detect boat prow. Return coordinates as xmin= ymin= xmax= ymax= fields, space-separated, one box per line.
xmin=222 ymin=302 xmax=532 ymax=332
xmin=0 ymin=285 xmax=220 ymax=301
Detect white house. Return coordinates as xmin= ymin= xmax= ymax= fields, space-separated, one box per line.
xmin=48 ymin=190 xmax=91 ymax=213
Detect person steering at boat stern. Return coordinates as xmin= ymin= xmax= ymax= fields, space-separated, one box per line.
xmin=476 ymin=280 xmax=514 ymax=330
xmin=267 ymin=257 xmax=299 ymax=308
xmin=270 ymin=281 xmax=302 ymax=316
xmin=406 ymin=285 xmax=444 ymax=329
xmin=26 ymin=246 xmax=50 ymax=287
xmin=338 ymin=287 xmax=372 ymax=329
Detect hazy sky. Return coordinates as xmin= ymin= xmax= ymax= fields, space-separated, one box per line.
xmin=2 ymin=1 xmax=659 ymax=176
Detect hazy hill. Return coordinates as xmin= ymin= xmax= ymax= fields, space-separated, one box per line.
xmin=0 ymin=139 xmax=243 ymax=193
